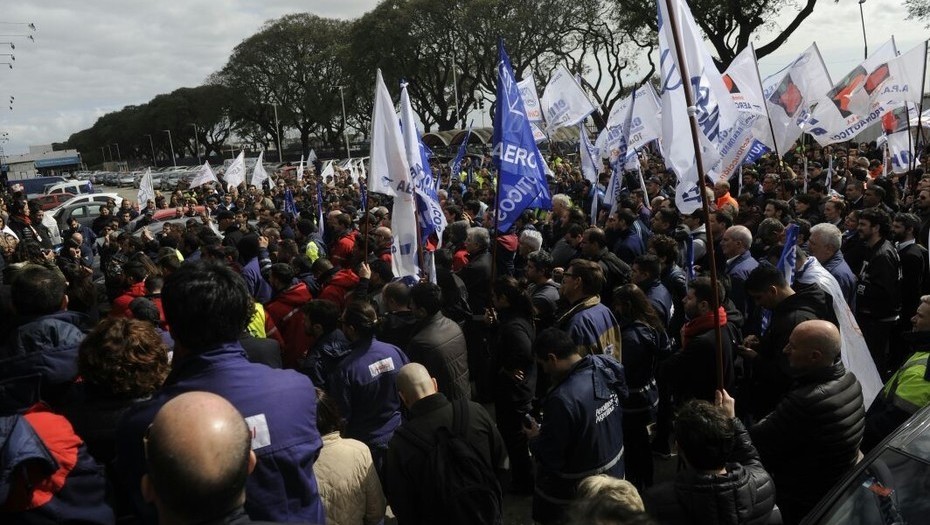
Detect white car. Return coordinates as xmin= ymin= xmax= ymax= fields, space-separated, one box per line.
xmin=50 ymin=193 xmax=123 ymax=213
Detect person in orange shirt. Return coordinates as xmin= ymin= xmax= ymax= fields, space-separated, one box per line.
xmin=714 ymin=180 xmax=739 ymax=213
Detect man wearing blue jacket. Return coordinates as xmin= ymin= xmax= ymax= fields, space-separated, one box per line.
xmin=116 ymin=261 xmax=326 ymax=524
xmin=525 ymin=327 xmax=628 ymax=525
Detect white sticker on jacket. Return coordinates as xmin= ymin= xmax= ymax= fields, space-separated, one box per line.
xmin=245 ymin=414 xmax=271 ymax=450
xmin=368 ymin=357 xmax=396 ymax=378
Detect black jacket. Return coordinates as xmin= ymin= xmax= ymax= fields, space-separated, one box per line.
xmin=645 ymin=419 xmax=776 ymax=525
xmin=458 ymin=250 xmax=492 ymax=314
xmin=619 ymin=319 xmax=670 ymax=413
xmin=750 ymin=360 xmax=864 ymax=523
xmin=407 ymin=312 xmax=471 ymax=401
xmin=856 ymin=238 xmax=902 ymax=321
xmin=239 ymin=333 xmax=283 ymax=369
xmin=490 ymin=312 xmax=536 ymax=408
xmin=897 ymin=241 xmax=928 ymax=320
xmin=587 ymin=247 xmax=631 ymax=305
xmin=384 ymin=393 xmax=507 ymax=525
xmin=666 ymin=321 xmax=736 ymax=404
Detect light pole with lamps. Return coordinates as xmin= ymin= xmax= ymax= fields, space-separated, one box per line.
xmin=858 ymin=0 xmax=868 ymax=59
xmin=337 ymin=86 xmax=351 ymax=159
xmin=145 ymin=134 xmax=157 ymax=167
xmin=190 ymin=123 xmax=201 ymax=164
xmin=163 ymin=129 xmax=176 ymax=167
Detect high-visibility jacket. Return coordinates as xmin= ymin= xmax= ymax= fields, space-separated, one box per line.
xmin=881 ymin=351 xmax=930 ymax=414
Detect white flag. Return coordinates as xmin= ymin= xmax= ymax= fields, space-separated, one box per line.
xmin=320 ymin=159 xmax=335 ymax=180
xmin=296 ymin=155 xmax=304 ymax=183
xmin=307 ymin=149 xmax=317 ymax=162
xmin=368 ymin=69 xmax=407 ymax=198
xmin=189 ymin=161 xmax=218 ymax=189
xmin=760 ymin=43 xmax=832 ymax=153
xmin=251 ymin=151 xmax=269 ymax=188
xmin=367 ymin=70 xmax=418 ymax=279
xmin=658 ymin=0 xmax=735 ymax=214
xmin=518 ymin=73 xmax=544 ymax=123
xmin=805 ymin=39 xmax=897 ymax=146
xmin=723 ymin=44 xmax=767 ymax=117
xmin=540 ymin=65 xmax=597 ymax=131
xmin=797 ymin=258 xmax=883 ymax=408
xmin=848 ymin=40 xmax=928 ymax=117
xmin=597 ymin=84 xmax=662 ymax=160
xmin=400 ymin=82 xmax=446 ymax=253
xmin=224 ymin=151 xmax=246 ymax=190
xmin=579 ymin=123 xmax=600 ymax=185
xmin=137 ymin=168 xmax=155 ymax=207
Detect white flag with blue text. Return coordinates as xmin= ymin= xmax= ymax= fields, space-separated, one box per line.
xmin=540 ymin=64 xmax=597 ymax=131
xmin=250 ymin=151 xmax=268 ymax=188
xmin=224 ymin=151 xmax=246 ymax=190
xmin=657 ymin=0 xmax=736 ymax=214
xmin=189 ymin=161 xmax=218 ymax=189
xmin=400 ymin=82 xmax=446 ymax=248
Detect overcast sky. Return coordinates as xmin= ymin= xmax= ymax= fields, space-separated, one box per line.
xmin=0 ymin=0 xmax=926 ymax=156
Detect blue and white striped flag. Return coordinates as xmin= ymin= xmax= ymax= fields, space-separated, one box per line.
xmin=450 ymin=121 xmax=473 ymax=185
xmin=776 ymin=223 xmax=800 ymax=285
xmin=283 ymin=188 xmax=298 ymax=217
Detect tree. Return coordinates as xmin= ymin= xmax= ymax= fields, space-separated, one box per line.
xmin=906 ymin=0 xmax=930 ymax=23
xmin=216 ymin=13 xmax=350 ymax=157
xmin=611 ymin=0 xmax=834 ymax=68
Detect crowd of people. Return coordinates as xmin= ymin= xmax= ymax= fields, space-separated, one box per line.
xmin=0 ymin=138 xmax=929 ymax=525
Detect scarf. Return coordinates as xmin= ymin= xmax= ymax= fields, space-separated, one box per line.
xmin=680 ymin=307 xmax=727 ymax=349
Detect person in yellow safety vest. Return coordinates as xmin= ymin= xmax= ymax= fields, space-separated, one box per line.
xmin=862 ymin=294 xmax=930 ymax=452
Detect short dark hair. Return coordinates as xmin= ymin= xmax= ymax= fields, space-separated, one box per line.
xmin=342 ymin=301 xmax=378 ymax=339
xmin=382 ymin=282 xmax=410 ymax=309
xmin=410 ymin=282 xmax=443 ymax=316
xmin=744 ymin=264 xmax=788 ymax=293
xmin=12 ymin=265 xmax=66 ymax=316
xmin=584 ymin=228 xmax=608 ymax=249
xmin=315 ymin=387 xmax=344 ymax=435
xmin=162 ymin=261 xmax=253 ymax=350
xmin=859 ymin=207 xmax=891 ymax=237
xmin=687 ymin=276 xmax=722 ymax=306
xmin=648 ymin=234 xmax=679 ymax=265
xmin=568 ymin=259 xmax=606 ymax=296
xmin=674 ymin=399 xmax=735 ymax=471
xmin=533 ymin=327 xmax=578 ymax=360
xmin=527 ymin=250 xmax=554 ymax=276
xmin=301 ymin=299 xmax=341 ymax=333
xmin=632 ymin=254 xmax=661 ymax=281
xmin=270 ymin=263 xmax=296 ymax=284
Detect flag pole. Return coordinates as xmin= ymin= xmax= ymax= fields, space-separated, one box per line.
xmin=915 ymin=41 xmax=929 ymax=174
xmin=663 ymin=0 xmax=726 ymax=391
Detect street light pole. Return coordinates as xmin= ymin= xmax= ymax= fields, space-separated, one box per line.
xmin=451 ymin=44 xmax=461 ymax=128
xmin=107 ymin=144 xmax=113 ymax=165
xmin=272 ymin=104 xmax=283 ymax=163
xmin=191 ymin=123 xmax=201 ymax=164
xmin=859 ymin=0 xmax=868 ymax=60
xmin=113 ymin=143 xmax=121 ymax=162
xmin=338 ymin=86 xmax=351 ymax=159
xmin=100 ymin=146 xmax=106 ymax=163
xmin=145 ymin=134 xmax=157 ymax=167
xmin=163 ymin=129 xmax=176 ymax=167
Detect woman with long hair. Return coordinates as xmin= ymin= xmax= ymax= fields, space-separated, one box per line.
xmin=612 ymin=284 xmax=671 ymax=491
xmin=488 ymin=275 xmax=537 ymax=493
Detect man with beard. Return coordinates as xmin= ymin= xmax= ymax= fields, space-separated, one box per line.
xmin=856 ymin=208 xmax=902 ymax=379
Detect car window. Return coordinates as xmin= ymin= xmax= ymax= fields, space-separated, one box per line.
xmin=820 ymin=448 xmax=930 ymax=525
xmin=70 ymin=207 xmax=87 ymax=218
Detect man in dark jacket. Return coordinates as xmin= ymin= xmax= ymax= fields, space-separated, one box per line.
xmin=378 ymin=281 xmax=419 ymax=349
xmin=0 ymin=264 xmax=90 ymax=405
xmin=750 ymin=320 xmax=865 ymax=525
xmin=556 ymin=259 xmax=622 ymax=359
xmin=855 ymin=208 xmax=902 ymax=378
xmin=743 ymin=264 xmax=836 ymax=419
xmin=645 ymin=393 xmax=775 ymax=525
xmin=407 ymin=282 xmax=471 ymax=401
xmin=631 ymin=254 xmax=673 ymax=329
xmin=892 ymin=213 xmax=929 ymax=369
xmin=116 ymin=261 xmax=326 ymax=523
xmin=721 ymin=225 xmax=759 ymax=333
xmin=385 ymin=363 xmax=507 ymax=525
xmin=580 ymin=227 xmax=630 ymax=306
xmin=525 ymin=327 xmax=628 ymax=525
xmin=300 ymin=299 xmax=351 ymax=391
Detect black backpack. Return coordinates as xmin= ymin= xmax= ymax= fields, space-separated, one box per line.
xmin=395 ymin=399 xmax=503 ymax=525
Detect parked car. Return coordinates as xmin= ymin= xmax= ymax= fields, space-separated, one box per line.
xmin=127 ymin=206 xmax=207 ymax=232
xmin=50 ymin=193 xmax=123 ymax=213
xmin=116 ymin=172 xmax=138 ymax=187
xmin=802 ymin=403 xmax=930 ymax=524
xmin=33 ymin=192 xmax=75 ymax=211
xmin=53 ymin=202 xmax=104 ymax=230
xmin=44 ymin=180 xmax=94 ymax=196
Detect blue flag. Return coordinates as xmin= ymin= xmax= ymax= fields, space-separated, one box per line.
xmin=283 ymin=188 xmax=298 ymax=217
xmin=762 ymin=222 xmax=800 ymax=334
xmin=399 ymin=82 xmax=446 ymax=247
xmin=450 ymin=121 xmax=473 ymax=187
xmin=492 ymin=41 xmax=552 ymax=234
xmin=685 ymin=236 xmax=696 ymax=282
xmin=360 ymin=183 xmax=368 ymax=213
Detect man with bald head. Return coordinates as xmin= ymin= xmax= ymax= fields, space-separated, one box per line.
xmin=384 ymin=363 xmax=507 ymax=525
xmin=142 ymin=391 xmax=267 ymax=524
xmin=748 ymin=320 xmax=865 ymax=525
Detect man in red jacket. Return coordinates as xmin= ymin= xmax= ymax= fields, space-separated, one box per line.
xmin=312 ymin=257 xmax=359 ymax=311
xmin=328 ymin=212 xmax=357 ymax=268
xmin=266 ymin=263 xmax=314 ymax=368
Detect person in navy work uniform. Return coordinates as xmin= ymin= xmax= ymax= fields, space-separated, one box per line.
xmin=329 ymin=300 xmax=410 ymax=480
xmin=524 ymin=327 xmax=628 ymax=525
xmin=116 ymin=261 xmax=326 ymax=524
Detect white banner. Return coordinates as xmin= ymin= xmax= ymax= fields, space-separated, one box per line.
xmin=518 ymin=73 xmax=544 ymax=122
xmin=723 ymin=44 xmax=767 ymax=117
xmin=368 ymin=69 xmax=408 ymax=198
xmin=251 ymin=150 xmax=268 ymax=188
xmin=189 ymin=161 xmax=218 ymax=189
xmin=137 ymin=168 xmax=155 ymax=207
xmin=540 ymin=64 xmax=597 ymax=131
xmin=658 ymin=0 xmax=734 ymax=214
xmin=224 ymin=151 xmax=246 ymax=190
xmin=296 ymin=155 xmax=304 ymax=183
xmin=848 ymin=40 xmax=928 ymax=117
